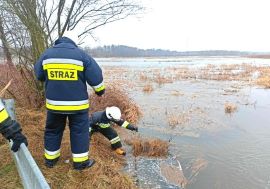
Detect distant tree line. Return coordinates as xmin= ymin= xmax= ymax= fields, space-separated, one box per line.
xmin=85 ymin=45 xmax=255 ymax=57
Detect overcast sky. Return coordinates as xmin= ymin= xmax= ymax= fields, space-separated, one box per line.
xmin=87 ymin=0 xmax=270 ymax=52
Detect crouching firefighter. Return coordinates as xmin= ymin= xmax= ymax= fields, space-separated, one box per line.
xmin=89 ymin=106 xmax=138 ymax=155
xmin=0 ymin=99 xmax=28 ymax=152
xmin=34 ymin=30 xmax=105 ymax=170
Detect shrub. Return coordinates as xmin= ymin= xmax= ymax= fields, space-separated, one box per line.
xmin=0 ymin=64 xmax=44 ymax=108
xmin=90 ymin=84 xmax=142 ymax=124
xmin=125 ymin=136 xmax=169 ymax=157
xmin=224 ymin=102 xmax=237 ymax=113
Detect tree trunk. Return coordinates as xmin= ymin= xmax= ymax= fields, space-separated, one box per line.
xmin=0 ymin=16 xmax=12 ymax=65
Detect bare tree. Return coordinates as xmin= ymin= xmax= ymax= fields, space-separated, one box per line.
xmin=36 ymin=0 xmax=143 ymax=43
xmin=0 ymin=0 xmax=143 ymax=107
xmin=3 ymin=0 xmax=47 ymax=62
xmin=0 ymin=15 xmax=12 ymax=64
xmin=2 ymin=0 xmax=142 ymax=61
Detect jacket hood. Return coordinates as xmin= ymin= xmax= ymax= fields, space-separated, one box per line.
xmin=54 ymin=37 xmax=77 ymax=47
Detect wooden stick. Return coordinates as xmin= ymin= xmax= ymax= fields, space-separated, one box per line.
xmin=0 ymin=79 xmax=13 ymax=98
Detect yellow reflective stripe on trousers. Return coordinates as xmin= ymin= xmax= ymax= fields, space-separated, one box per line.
xmin=121 ymin=121 xmax=129 ymax=128
xmin=73 ymin=156 xmax=89 ymax=162
xmin=0 ymin=108 xmax=9 ymax=123
xmin=110 ymin=136 xmax=121 ymax=144
xmin=98 ymin=123 xmax=110 ymax=128
xmin=43 ymin=63 xmax=84 ymax=71
xmin=72 ymin=152 xmax=89 ymax=162
xmin=44 ymin=150 xmax=60 ymax=160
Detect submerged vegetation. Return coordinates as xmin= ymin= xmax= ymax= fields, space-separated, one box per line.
xmin=105 ymin=63 xmax=270 ymax=91
xmin=256 ymin=76 xmax=270 ymax=88
xmin=224 ymin=103 xmax=237 ymax=114
xmin=142 ymin=84 xmax=154 ymax=93
xmin=125 ymin=136 xmax=169 ymax=157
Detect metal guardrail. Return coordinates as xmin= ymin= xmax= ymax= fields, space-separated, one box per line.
xmin=3 ymin=99 xmax=51 ymax=189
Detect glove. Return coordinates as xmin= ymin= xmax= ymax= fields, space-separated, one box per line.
xmin=11 ymin=132 xmax=28 ymax=152
xmin=127 ymin=124 xmax=138 ymax=132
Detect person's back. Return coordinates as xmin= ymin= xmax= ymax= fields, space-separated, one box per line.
xmin=34 ymin=31 xmax=105 ymax=170
xmin=90 ymin=111 xmax=109 ymax=124
xmin=35 ymin=36 xmax=104 ymax=113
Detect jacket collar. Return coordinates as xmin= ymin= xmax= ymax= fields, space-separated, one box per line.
xmin=54 ymin=37 xmax=77 ymax=47
xmin=101 ymin=111 xmax=110 ymax=121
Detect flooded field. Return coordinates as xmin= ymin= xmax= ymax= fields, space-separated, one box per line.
xmin=99 ymin=57 xmax=270 ymax=189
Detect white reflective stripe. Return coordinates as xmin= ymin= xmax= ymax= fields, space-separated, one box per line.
xmin=72 ymin=152 xmax=89 ymax=158
xmin=111 ymin=139 xmax=121 ymax=144
xmin=46 ymin=99 xmax=89 ymax=106
xmin=45 ymin=149 xmax=60 ymax=155
xmin=110 ymin=136 xmax=120 ymax=143
xmin=92 ymin=82 xmax=104 ymax=89
xmin=42 ymin=58 xmax=83 ymax=66
xmin=0 ymin=101 xmax=4 ymax=111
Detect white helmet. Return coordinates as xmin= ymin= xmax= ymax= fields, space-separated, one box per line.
xmin=63 ymin=30 xmax=79 ymax=44
xmin=106 ymin=106 xmax=121 ymax=121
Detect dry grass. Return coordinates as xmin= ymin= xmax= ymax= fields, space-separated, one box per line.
xmin=154 ymin=73 xmax=173 ymax=86
xmin=171 ymin=90 xmax=184 ymax=96
xmin=224 ymin=103 xmax=237 ymax=113
xmin=167 ymin=112 xmax=190 ymax=128
xmin=0 ymin=109 xmax=137 ymax=189
xmin=0 ymin=84 xmax=142 ymax=189
xmin=103 ymin=63 xmax=270 ymax=89
xmin=90 ymin=84 xmax=142 ymax=124
xmin=256 ymin=76 xmax=270 ymax=88
xmin=139 ymin=73 xmax=148 ymax=81
xmin=167 ymin=114 xmax=179 ymax=128
xmin=166 ymin=64 xmax=270 ymax=82
xmin=125 ymin=136 xmax=169 ymax=157
xmin=0 ymin=144 xmax=22 ymax=189
xmin=0 ymin=64 xmax=44 ymax=108
xmin=142 ymin=84 xmax=154 ymax=93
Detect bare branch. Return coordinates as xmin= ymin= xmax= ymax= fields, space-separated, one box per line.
xmin=61 ymin=0 xmax=77 ymax=35
xmin=57 ymin=0 xmax=65 ymax=36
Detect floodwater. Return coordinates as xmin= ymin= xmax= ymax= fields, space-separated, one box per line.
xmin=98 ymin=57 xmax=270 ymax=189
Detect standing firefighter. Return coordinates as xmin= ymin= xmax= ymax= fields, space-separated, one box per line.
xmin=0 ymin=99 xmax=28 ymax=152
xmin=34 ymin=31 xmax=105 ymax=170
xmin=89 ymin=106 xmax=138 ymax=155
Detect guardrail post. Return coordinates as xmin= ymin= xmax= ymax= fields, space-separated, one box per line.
xmin=3 ymin=99 xmax=51 ymax=189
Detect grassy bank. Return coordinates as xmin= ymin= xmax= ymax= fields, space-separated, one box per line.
xmin=0 ymin=107 xmax=138 ymax=189
xmin=0 ymin=85 xmax=142 ymax=189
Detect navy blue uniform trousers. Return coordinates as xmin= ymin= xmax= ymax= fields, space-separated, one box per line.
xmin=45 ymin=111 xmax=89 ymax=156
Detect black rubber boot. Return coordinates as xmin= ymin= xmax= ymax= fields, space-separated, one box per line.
xmin=73 ymin=159 xmax=95 ymax=170
xmin=45 ymin=157 xmax=59 ymax=168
